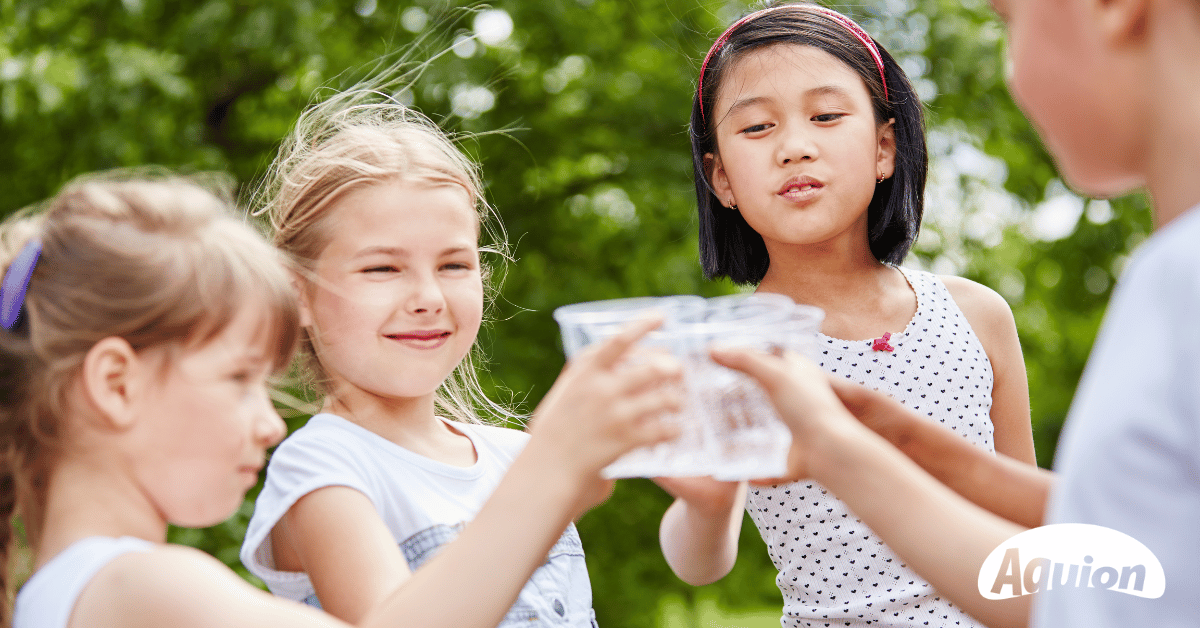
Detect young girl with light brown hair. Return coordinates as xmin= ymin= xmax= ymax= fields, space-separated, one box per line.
xmin=238 ymin=85 xmax=639 ymax=626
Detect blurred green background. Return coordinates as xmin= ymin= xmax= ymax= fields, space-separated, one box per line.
xmin=0 ymin=0 xmax=1152 ymax=625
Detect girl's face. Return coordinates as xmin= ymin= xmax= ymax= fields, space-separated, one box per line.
xmin=706 ymin=44 xmax=895 ymax=255
xmin=994 ymin=0 xmax=1147 ymax=196
xmin=133 ymin=304 xmax=286 ymax=528
xmin=302 ymin=179 xmax=483 ymax=403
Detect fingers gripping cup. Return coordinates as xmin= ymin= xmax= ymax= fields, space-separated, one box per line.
xmin=553 ymin=294 xmax=824 ymax=480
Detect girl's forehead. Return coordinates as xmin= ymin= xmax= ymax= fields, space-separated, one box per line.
xmin=320 ymin=180 xmax=479 ymax=251
xmin=717 ymin=44 xmax=870 ymax=107
xmin=727 ymin=44 xmax=861 ymax=83
xmin=332 ymin=180 xmax=474 ymax=223
xmin=183 ymin=301 xmax=283 ymax=363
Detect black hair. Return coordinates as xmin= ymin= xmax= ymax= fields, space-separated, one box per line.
xmin=691 ymin=2 xmax=927 ymax=284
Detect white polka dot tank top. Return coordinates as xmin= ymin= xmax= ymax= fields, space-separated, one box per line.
xmin=746 ymin=266 xmax=993 ymax=627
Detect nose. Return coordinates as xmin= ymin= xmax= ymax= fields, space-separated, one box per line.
xmin=777 ymin=121 xmax=817 ymax=166
xmin=253 ymin=388 xmax=287 ymax=448
xmin=406 ymin=269 xmax=446 ymax=315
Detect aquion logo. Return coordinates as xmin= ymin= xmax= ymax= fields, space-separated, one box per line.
xmin=977 ymin=523 xmax=1165 ymax=600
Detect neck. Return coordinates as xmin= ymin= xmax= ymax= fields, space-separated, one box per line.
xmin=38 ymin=450 xmax=166 ymax=567
xmin=1143 ymin=1 xmax=1200 ymax=225
xmin=757 ymin=233 xmax=889 ymax=304
xmin=323 ymin=385 xmax=445 ymax=445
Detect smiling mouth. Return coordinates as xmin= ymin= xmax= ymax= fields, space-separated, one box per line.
xmin=385 ymin=331 xmax=453 ymax=349
xmin=389 ymin=331 xmax=452 ymax=341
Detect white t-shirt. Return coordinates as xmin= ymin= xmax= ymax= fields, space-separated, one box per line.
xmin=241 ymin=414 xmax=596 ymax=627
xmin=14 ymin=536 xmax=154 ymax=628
xmin=1034 ymin=205 xmax=1200 ymax=627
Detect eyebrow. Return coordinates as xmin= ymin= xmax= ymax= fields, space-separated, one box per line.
xmin=352 ymin=246 xmax=406 ymax=259
xmin=351 ymin=245 xmax=475 ymax=259
xmin=806 ymin=85 xmax=855 ymax=101
xmin=236 ymin=351 xmax=271 ymax=365
xmin=725 ymin=84 xmax=856 ymax=117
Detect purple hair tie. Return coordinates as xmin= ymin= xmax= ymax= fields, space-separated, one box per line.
xmin=1 ymin=239 xmax=42 ymax=330
xmin=698 ymin=4 xmax=889 ymax=123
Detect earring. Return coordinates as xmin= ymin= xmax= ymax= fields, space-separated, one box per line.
xmin=728 ymin=199 xmax=739 ymax=211
xmin=877 ymin=172 xmax=886 ymax=184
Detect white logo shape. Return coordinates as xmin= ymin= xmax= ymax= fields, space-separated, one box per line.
xmin=978 ymin=523 xmax=1165 ymax=600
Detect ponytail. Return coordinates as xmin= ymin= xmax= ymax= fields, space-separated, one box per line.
xmin=0 ymin=242 xmax=51 ymax=627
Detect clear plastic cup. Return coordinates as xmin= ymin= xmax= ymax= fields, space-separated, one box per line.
xmin=553 ymin=294 xmax=825 ymax=480
xmin=552 ymin=295 xmax=705 ymax=357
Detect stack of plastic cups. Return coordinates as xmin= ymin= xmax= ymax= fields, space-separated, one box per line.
xmin=553 ymin=294 xmax=824 ymax=480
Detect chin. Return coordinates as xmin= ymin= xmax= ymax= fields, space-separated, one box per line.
xmin=1059 ymin=162 xmax=1145 ymax=200
xmin=170 ymin=499 xmax=244 ymax=529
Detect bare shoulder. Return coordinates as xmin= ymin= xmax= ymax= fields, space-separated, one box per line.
xmin=72 ymin=544 xmax=333 ymax=628
xmin=937 ymin=274 xmax=1017 ymax=341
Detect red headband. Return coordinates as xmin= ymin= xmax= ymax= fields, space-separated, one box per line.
xmin=697 ymin=4 xmax=889 ymax=123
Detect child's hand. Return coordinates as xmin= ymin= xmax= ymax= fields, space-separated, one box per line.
xmin=827 ymin=378 xmax=919 ymax=444
xmin=529 ymin=317 xmax=684 ymax=507
xmin=709 ymin=347 xmax=859 ymax=482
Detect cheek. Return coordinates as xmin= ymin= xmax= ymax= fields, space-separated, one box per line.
xmin=1007 ymin=32 xmax=1142 ymax=195
xmin=145 ymin=401 xmax=246 ymax=525
xmin=308 ymin=281 xmax=381 ymax=340
xmin=181 ymin=394 xmax=247 ymax=455
xmin=1006 ymin=38 xmax=1056 ymax=132
xmin=454 ymin=280 xmax=485 ymax=333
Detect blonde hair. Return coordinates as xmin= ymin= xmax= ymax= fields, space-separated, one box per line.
xmin=254 ymin=87 xmax=515 ymax=426
xmin=0 ymin=173 xmax=300 ymax=625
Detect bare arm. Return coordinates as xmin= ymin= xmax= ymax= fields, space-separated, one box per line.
xmin=274 ymin=487 xmax=412 ymax=622
xmin=713 ymin=348 xmax=1033 ymax=628
xmin=655 ymin=477 xmax=747 ymax=585
xmin=831 ymin=376 xmax=1053 ymax=529
xmin=86 ymin=451 xmax=606 ymax=628
xmin=942 ymin=276 xmax=1037 ymax=465
xmin=360 ymin=436 xmax=614 ymax=628
xmin=76 ymin=545 xmax=350 ymax=628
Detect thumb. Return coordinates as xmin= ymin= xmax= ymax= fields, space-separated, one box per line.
xmin=589 ymin=315 xmax=664 ymax=368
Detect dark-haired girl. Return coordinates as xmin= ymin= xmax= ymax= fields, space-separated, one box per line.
xmin=656 ymin=4 xmax=1034 ymax=626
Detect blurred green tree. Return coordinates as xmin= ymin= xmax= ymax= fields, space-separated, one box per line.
xmin=0 ymin=0 xmax=1151 ymax=624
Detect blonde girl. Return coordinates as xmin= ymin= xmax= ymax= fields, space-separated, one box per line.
xmin=6 ymin=175 xmax=681 ymax=628
xmin=238 ymin=89 xmax=639 ymax=626
xmin=657 ymin=3 xmax=1036 ymax=627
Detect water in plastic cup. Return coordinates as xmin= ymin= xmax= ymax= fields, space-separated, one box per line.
xmin=553 ymin=294 xmax=824 ymax=480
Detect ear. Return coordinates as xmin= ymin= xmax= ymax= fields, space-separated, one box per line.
xmin=1096 ymin=0 xmax=1149 ymax=45
xmin=292 ymin=271 xmax=314 ymax=328
xmin=705 ymin=152 xmax=735 ymax=207
xmin=81 ymin=337 xmax=142 ymax=430
xmin=876 ymin=118 xmax=897 ymax=180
